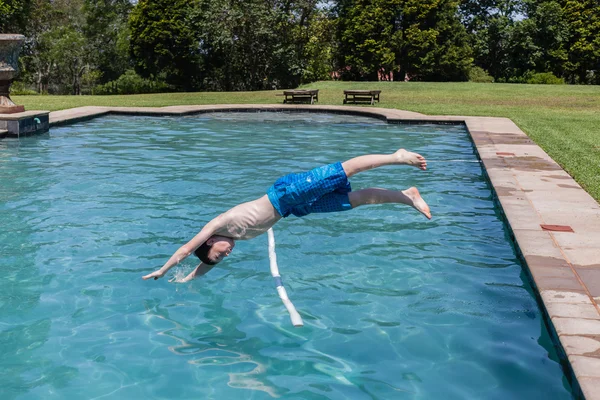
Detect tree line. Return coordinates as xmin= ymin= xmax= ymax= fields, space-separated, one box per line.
xmin=1 ymin=0 xmax=598 ymax=94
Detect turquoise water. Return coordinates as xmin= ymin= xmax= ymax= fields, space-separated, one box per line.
xmin=0 ymin=113 xmax=572 ymax=399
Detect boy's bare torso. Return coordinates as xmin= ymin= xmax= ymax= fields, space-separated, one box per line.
xmin=213 ymin=195 xmax=282 ymax=240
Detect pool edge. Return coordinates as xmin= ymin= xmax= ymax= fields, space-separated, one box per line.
xmin=48 ymin=104 xmax=600 ymax=399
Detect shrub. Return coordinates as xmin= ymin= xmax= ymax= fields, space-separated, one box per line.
xmin=93 ymin=70 xmax=173 ymax=95
xmin=505 ymin=75 xmax=528 ymax=84
xmin=468 ymin=66 xmax=494 ymax=83
xmin=526 ymin=72 xmax=565 ymax=85
xmin=10 ymin=81 xmax=39 ymax=95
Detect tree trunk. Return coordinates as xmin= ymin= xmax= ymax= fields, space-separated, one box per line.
xmin=42 ymin=63 xmax=51 ymax=94
xmin=37 ymin=72 xmax=42 ymax=94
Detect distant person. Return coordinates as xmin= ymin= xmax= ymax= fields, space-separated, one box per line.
xmin=143 ymin=149 xmax=430 ymax=282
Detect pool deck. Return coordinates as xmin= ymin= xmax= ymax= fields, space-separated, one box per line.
xmin=35 ymin=105 xmax=600 ymax=398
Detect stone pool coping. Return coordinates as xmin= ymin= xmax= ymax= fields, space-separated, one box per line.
xmin=37 ymin=104 xmax=600 ymax=398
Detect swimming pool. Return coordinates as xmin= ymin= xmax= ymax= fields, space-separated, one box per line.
xmin=0 ymin=113 xmax=573 ymax=399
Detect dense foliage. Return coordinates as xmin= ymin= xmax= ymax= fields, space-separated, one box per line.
xmin=2 ymin=0 xmax=598 ymax=93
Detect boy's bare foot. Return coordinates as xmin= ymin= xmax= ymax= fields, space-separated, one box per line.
xmin=394 ymin=149 xmax=427 ymax=170
xmin=403 ymin=187 xmax=431 ymax=219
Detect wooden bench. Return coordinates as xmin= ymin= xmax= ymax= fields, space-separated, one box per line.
xmin=343 ymin=90 xmax=381 ymax=105
xmin=282 ymin=89 xmax=319 ymax=104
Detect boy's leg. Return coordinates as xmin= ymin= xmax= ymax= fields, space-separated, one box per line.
xmin=348 ymin=187 xmax=431 ymax=219
xmin=341 ymin=149 xmax=427 ymax=178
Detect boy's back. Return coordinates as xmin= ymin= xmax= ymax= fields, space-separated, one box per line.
xmin=213 ymin=195 xmax=282 ymax=240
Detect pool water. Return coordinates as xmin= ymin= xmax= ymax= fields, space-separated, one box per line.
xmin=0 ymin=113 xmax=572 ymax=399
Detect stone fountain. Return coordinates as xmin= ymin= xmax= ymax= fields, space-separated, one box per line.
xmin=0 ymin=34 xmax=26 ymax=113
xmin=0 ymin=34 xmax=49 ymax=137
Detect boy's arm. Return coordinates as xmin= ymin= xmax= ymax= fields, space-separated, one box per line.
xmin=142 ymin=215 xmax=225 ymax=281
xmin=180 ymin=263 xmax=216 ymax=282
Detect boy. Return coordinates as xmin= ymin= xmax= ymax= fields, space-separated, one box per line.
xmin=142 ymin=149 xmax=430 ymax=282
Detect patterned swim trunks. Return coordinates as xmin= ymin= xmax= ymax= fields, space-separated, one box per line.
xmin=267 ymin=162 xmax=353 ymax=218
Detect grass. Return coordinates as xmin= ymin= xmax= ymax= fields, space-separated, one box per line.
xmin=13 ymin=81 xmax=600 ymax=201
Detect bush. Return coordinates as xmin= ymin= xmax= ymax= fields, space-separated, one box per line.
xmin=10 ymin=81 xmax=39 ymax=95
xmin=93 ymin=70 xmax=174 ymax=95
xmin=504 ymin=75 xmax=527 ymax=84
xmin=526 ymin=72 xmax=565 ymax=85
xmin=468 ymin=66 xmax=494 ymax=83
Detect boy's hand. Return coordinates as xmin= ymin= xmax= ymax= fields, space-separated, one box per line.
xmin=142 ymin=269 xmax=165 ymax=280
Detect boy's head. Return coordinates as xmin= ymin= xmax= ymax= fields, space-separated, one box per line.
xmin=194 ymin=235 xmax=235 ymax=265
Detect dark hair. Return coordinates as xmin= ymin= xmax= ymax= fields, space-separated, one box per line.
xmin=194 ymin=241 xmax=218 ymax=265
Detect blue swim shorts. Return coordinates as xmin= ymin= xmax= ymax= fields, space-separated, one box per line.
xmin=267 ymin=162 xmax=352 ymax=218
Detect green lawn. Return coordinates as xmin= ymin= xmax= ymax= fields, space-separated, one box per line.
xmin=13 ymin=81 xmax=600 ymax=201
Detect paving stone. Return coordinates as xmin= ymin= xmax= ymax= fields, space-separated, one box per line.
xmin=489 ymin=133 xmax=534 ymax=146
xmin=477 ymin=148 xmax=504 ymax=159
xmin=468 ymin=131 xmax=492 ymax=146
xmin=526 ymin=188 xmax=599 ymax=207
xmin=484 ymin=169 xmax=519 ymax=186
xmin=515 ymin=170 xmax=576 ymax=188
xmin=547 ymin=303 xmax=600 ymax=320
xmin=497 ymin=200 xmax=544 ymax=231
xmin=480 ymin=157 xmax=508 ymax=172
xmin=512 ymin=230 xmax=564 ymax=258
xmin=548 ymin=233 xmax=600 ymax=250
xmin=493 ymin=145 xmax=539 ymax=156
xmin=528 ymin=263 xmax=586 ymax=292
xmin=561 ymin=336 xmax=600 ymax=355
xmin=577 ymin=377 xmax=600 ymax=400
xmin=49 ymin=106 xmax=110 ymax=126
xmin=574 ymin=268 xmax=600 ymax=298
xmin=570 ymin=355 xmax=600 ymax=379
xmin=553 ymin=317 xmax=600 ymax=336
xmin=541 ymin=290 xmax=592 ymax=304
xmin=563 ymin=248 xmax=600 ymax=268
xmin=544 ymin=216 xmax=600 ymax=235
xmin=516 ymin=173 xmax=576 ymax=192
xmin=493 ymin=185 xmax=523 ymax=197
xmin=464 ymin=117 xmax=523 ymax=134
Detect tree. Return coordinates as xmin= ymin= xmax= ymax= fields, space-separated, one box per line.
xmin=0 ymin=0 xmax=33 ymax=33
xmin=528 ymin=1 xmax=569 ymax=77
xmin=336 ymin=0 xmax=401 ymax=80
xmin=460 ymin=0 xmax=597 ymax=83
xmin=559 ymin=0 xmax=600 ymax=83
xmin=335 ymin=0 xmax=472 ymax=81
xmin=302 ymin=8 xmax=337 ymax=83
xmin=191 ymin=0 xmax=317 ymax=90
xmin=193 ymin=0 xmax=292 ymax=90
xmin=49 ymin=26 xmax=90 ymax=94
xmin=129 ymin=0 xmax=201 ymax=90
xmin=129 ymin=0 xmax=320 ymax=90
xmin=398 ymin=0 xmax=473 ymax=81
xmin=505 ymin=18 xmax=540 ymax=78
xmin=459 ymin=0 xmax=522 ymax=80
xmin=17 ymin=0 xmax=92 ymax=93
xmin=25 ymin=25 xmax=53 ymax=93
xmin=83 ymin=0 xmax=132 ymax=83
